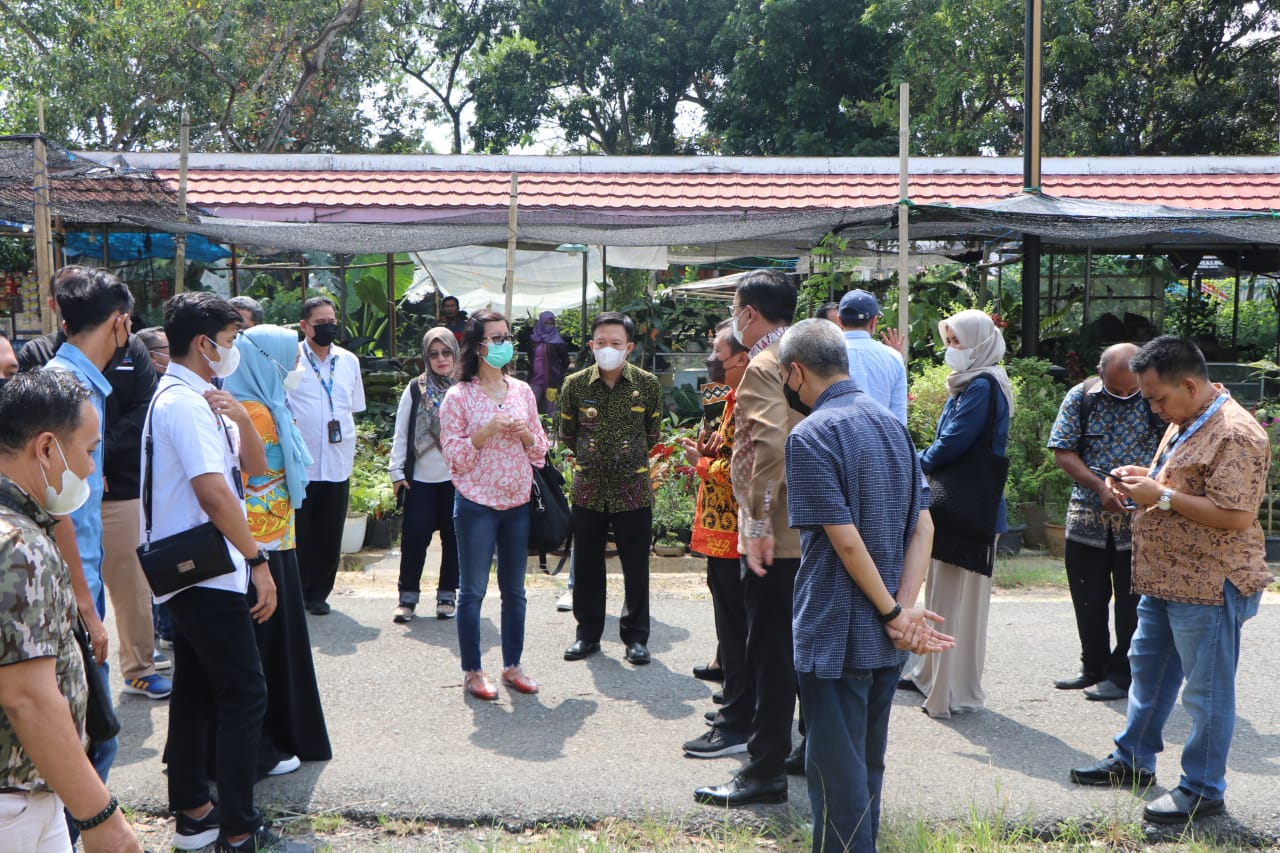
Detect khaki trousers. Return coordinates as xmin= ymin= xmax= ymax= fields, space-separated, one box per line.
xmin=101 ymin=499 xmax=157 ymax=681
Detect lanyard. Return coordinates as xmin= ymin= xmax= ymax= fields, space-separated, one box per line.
xmin=1148 ymin=392 xmax=1227 ymax=480
xmin=304 ymin=346 xmax=337 ymax=417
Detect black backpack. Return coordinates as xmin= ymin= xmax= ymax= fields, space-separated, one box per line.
xmin=1076 ymin=377 xmax=1165 ymax=456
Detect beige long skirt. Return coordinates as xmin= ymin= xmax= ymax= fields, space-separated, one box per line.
xmin=905 ymin=558 xmax=992 ymax=719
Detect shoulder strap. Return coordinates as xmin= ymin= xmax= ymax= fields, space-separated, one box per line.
xmin=1076 ymin=377 xmax=1102 ymax=455
xmin=962 ymin=375 xmax=1001 ymax=453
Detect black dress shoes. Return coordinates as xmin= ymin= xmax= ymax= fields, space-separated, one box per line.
xmin=1143 ymin=787 xmax=1225 ymax=824
xmin=694 ymin=773 xmax=787 ymax=806
xmin=896 ymin=677 xmax=923 ymax=695
xmin=563 ymin=640 xmax=601 ymax=661
xmin=1069 ymin=756 xmax=1155 ymax=788
xmin=1083 ymin=679 xmax=1128 ymax=701
xmin=784 ymin=741 xmax=805 ymax=776
xmin=1054 ymin=671 xmax=1102 ymax=690
xmin=693 ymin=664 xmax=724 ymax=682
xmin=711 ymin=690 xmax=724 ymax=705
xmin=624 ymin=642 xmax=651 ymax=665
xmin=305 ymin=601 xmax=330 ymax=615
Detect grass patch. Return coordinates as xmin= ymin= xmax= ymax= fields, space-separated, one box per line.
xmin=992 ymin=555 xmax=1067 ymax=590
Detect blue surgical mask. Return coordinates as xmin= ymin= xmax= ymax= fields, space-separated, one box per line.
xmin=483 ymin=341 xmax=514 ymax=369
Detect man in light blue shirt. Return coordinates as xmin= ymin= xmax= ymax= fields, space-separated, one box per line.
xmin=42 ymin=266 xmax=139 ymax=816
xmin=838 ymin=289 xmax=908 ymax=425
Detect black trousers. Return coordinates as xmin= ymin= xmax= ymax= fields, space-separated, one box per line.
xmin=742 ymin=555 xmax=799 ymax=780
xmin=397 ymin=480 xmax=459 ymax=603
xmin=707 ymin=556 xmax=753 ymax=736
xmin=165 ymin=586 xmax=267 ymax=837
xmin=1065 ymin=533 xmax=1139 ymax=687
xmin=295 ymin=479 xmax=350 ymax=606
xmin=571 ymin=505 xmax=652 ymax=645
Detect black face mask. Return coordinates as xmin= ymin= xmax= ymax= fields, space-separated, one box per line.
xmin=0 ymin=375 xmax=8 ymax=393
xmin=705 ymin=352 xmax=727 ymax=384
xmin=784 ymin=382 xmax=811 ymax=416
xmin=311 ymin=322 xmax=341 ymax=347
xmin=106 ymin=321 xmax=129 ymax=373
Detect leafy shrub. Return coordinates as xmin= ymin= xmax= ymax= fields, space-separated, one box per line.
xmin=1216 ymin=298 xmax=1278 ymax=358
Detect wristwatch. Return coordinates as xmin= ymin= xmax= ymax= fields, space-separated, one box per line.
xmin=1156 ymin=488 xmax=1174 ymax=512
xmin=247 ymin=548 xmax=269 ymax=567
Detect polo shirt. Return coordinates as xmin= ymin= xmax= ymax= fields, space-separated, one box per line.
xmin=139 ymin=362 xmax=249 ymax=603
xmin=45 ymin=341 xmax=112 ymax=613
xmin=286 ymin=341 xmax=366 ymax=483
xmin=786 ymin=380 xmax=925 ymax=676
xmin=842 ymin=329 xmax=908 ymax=425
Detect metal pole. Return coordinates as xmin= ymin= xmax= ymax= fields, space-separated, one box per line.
xmin=386 ymin=253 xmax=397 ymax=357
xmin=601 ymin=245 xmax=608 ymax=312
xmin=174 ymin=109 xmax=189 ymax=293
xmin=230 ymin=245 xmax=238 ymax=297
xmin=1020 ymin=0 xmax=1044 ymax=357
xmin=897 ymin=82 xmax=910 ymax=351
xmin=1232 ymin=251 xmax=1242 ymax=350
xmin=580 ymin=253 xmax=588 ymax=361
xmin=504 ymin=173 xmax=517 ymax=319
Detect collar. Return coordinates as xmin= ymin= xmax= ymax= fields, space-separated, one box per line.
xmin=843 ymin=329 xmax=872 ymax=340
xmin=49 ymin=341 xmax=112 ymax=399
xmin=749 ymin=325 xmax=787 ymax=359
xmin=1185 ymin=384 xmax=1228 ymax=422
xmin=0 ymin=475 xmax=55 ymax=533
xmin=812 ymin=379 xmax=861 ymax=411
xmin=165 ymin=361 xmax=216 ymax=391
xmin=588 ymin=361 xmax=633 ymax=387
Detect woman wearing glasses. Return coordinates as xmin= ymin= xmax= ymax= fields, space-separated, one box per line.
xmin=388 ymin=328 xmax=461 ymax=623
xmin=225 ymin=324 xmax=331 ymax=774
xmin=440 ymin=309 xmax=549 ymax=700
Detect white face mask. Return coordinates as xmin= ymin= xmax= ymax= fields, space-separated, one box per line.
xmin=593 ymin=345 xmax=627 ymax=371
xmin=204 ymin=336 xmax=241 ymax=379
xmin=42 ymin=438 xmax=91 ymax=516
xmin=283 ymin=365 xmax=306 ymax=392
xmin=944 ymin=346 xmax=974 ymax=372
xmin=730 ymin=310 xmax=747 ymax=346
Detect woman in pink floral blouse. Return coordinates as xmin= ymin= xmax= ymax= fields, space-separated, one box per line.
xmin=439 ymin=309 xmax=549 ymax=700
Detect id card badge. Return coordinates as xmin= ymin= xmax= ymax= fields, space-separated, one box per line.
xmin=327 ymin=419 xmax=342 ymax=444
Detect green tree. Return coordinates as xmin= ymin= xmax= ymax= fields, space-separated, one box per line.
xmin=704 ymin=0 xmax=897 ymax=155
xmin=0 ymin=0 xmax=390 ymax=151
xmin=469 ymin=0 xmax=731 ymax=154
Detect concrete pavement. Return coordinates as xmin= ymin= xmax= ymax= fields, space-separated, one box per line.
xmin=105 ymin=555 xmax=1280 ymax=847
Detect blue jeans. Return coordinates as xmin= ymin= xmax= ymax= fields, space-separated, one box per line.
xmin=797 ymin=666 xmax=899 ymax=853
xmin=1112 ymin=580 xmax=1261 ymax=800
xmin=454 ymin=494 xmax=530 ymax=673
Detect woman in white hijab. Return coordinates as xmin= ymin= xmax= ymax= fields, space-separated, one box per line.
xmin=902 ymin=309 xmax=1013 ymax=718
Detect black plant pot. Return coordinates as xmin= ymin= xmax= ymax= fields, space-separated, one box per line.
xmin=1265 ymin=536 xmax=1280 ymax=563
xmin=996 ymin=524 xmax=1025 ymax=558
xmin=363 ymin=514 xmax=403 ymax=549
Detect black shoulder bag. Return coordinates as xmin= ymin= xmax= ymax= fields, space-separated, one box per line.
xmin=136 ymin=384 xmax=239 ymax=597
xmin=927 ymin=377 xmax=1010 ymax=575
xmin=528 ymin=455 xmax=572 ymax=569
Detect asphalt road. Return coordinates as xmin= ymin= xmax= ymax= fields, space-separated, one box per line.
xmin=105 ymin=558 xmax=1280 ymax=847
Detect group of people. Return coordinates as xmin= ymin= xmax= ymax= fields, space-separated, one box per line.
xmin=0 ymin=264 xmax=1270 ymax=853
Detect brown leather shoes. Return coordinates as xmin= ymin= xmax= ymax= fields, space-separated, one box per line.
xmin=464 ymin=670 xmax=498 ymax=701
xmin=502 ymin=666 xmax=539 ymax=694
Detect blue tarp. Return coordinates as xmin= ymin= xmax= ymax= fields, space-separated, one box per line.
xmin=63 ymin=231 xmax=230 ymax=264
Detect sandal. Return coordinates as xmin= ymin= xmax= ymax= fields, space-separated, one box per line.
xmin=464 ymin=670 xmax=498 ymax=701
xmin=501 ymin=665 xmax=539 ymax=695
xmin=436 ymin=592 xmax=456 ymax=620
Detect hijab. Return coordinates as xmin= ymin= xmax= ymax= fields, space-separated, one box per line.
xmin=940 ymin=309 xmax=1015 ymax=413
xmin=415 ymin=327 xmax=459 ymax=457
xmin=224 ymin=324 xmax=314 ymax=509
xmin=531 ymin=311 xmax=566 ymax=346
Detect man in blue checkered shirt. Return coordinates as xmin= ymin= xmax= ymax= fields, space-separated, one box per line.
xmin=779 ymin=319 xmax=952 ymax=853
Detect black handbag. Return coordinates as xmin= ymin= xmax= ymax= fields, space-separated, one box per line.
xmin=135 ymin=385 xmax=239 ymax=597
xmin=528 ymin=457 xmax=572 ymax=559
xmin=927 ymin=377 xmax=1009 ymax=571
xmin=73 ymin=614 xmax=121 ymax=744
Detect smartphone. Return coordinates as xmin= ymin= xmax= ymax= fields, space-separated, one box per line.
xmin=1089 ymin=466 xmax=1124 ymax=482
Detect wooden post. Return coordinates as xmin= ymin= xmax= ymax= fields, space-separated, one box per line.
xmin=600 ymin=245 xmax=608 ymax=311
xmin=230 ymin=245 xmax=238 ymax=296
xmin=504 ymin=173 xmax=518 ymax=319
xmin=174 ymin=109 xmax=189 ymax=293
xmin=1020 ymin=0 xmax=1044 ymax=356
xmin=897 ymin=82 xmax=910 ymax=353
xmin=33 ymin=102 xmax=55 ymax=334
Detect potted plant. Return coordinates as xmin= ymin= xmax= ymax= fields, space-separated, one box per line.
xmin=649 ymin=432 xmax=697 ymax=555
xmin=1003 ymin=358 xmax=1073 ymax=549
xmin=1251 ymin=399 xmax=1280 ymax=562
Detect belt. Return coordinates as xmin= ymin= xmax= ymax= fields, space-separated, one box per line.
xmin=0 ymin=786 xmax=28 ymax=794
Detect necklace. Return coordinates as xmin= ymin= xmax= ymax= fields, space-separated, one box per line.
xmin=480 ymin=377 xmax=508 ymax=408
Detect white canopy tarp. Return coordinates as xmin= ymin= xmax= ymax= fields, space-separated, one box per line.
xmin=409 ymin=245 xmax=605 ymax=315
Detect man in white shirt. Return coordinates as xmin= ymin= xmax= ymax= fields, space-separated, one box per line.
xmin=838 ymin=289 xmax=908 ymax=425
xmin=286 ymin=296 xmax=366 ymax=615
xmin=144 ymin=292 xmax=309 ymax=852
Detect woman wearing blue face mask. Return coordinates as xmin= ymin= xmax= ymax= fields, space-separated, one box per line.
xmin=224 ymin=324 xmax=331 ymax=775
xmin=439 ymin=309 xmax=549 ymax=701
xmin=901 ymin=309 xmax=1013 ymax=719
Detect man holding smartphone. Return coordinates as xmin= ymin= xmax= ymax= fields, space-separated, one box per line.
xmin=1045 ymin=343 xmax=1164 ymax=701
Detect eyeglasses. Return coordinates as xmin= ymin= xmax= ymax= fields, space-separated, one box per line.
xmin=483 ymin=334 xmax=515 ymax=345
xmin=426 ymin=348 xmax=455 ymax=359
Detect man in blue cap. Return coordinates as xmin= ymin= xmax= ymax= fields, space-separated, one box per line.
xmin=837 ymin=289 xmax=908 ymax=425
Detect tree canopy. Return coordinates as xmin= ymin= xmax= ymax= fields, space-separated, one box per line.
xmin=0 ymin=0 xmax=1276 ymax=156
